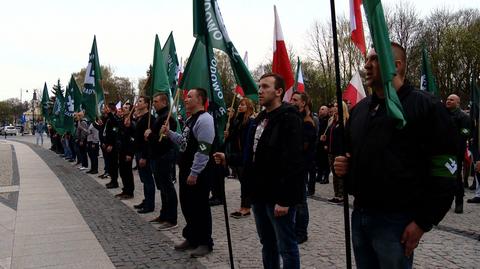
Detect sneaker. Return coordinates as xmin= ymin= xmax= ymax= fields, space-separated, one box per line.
xmin=157 ymin=222 xmax=178 ymax=231
xmin=137 ymin=208 xmax=154 ymax=214
xmin=467 ymin=197 xmax=480 ymax=203
xmin=79 ymin=166 xmax=88 ymax=171
xmin=174 ymin=240 xmax=193 ymax=251
xmin=149 ymin=216 xmax=165 ymax=223
xmin=106 ymin=182 xmax=119 ymax=189
xmin=230 ymin=211 xmax=251 ymax=219
xmin=119 ymin=194 xmax=133 ymax=200
xmin=190 ymin=245 xmax=212 ymax=258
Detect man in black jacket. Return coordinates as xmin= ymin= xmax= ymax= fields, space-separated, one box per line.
xmin=129 ymin=96 xmax=156 ymax=214
xmin=246 ymin=73 xmax=304 ymax=269
xmin=145 ymin=92 xmax=178 ymax=229
xmin=103 ymin=103 xmax=120 ymax=189
xmin=335 ymin=43 xmax=457 ymax=269
xmin=115 ymin=103 xmax=135 ymax=199
xmin=445 ymin=94 xmax=471 ymax=213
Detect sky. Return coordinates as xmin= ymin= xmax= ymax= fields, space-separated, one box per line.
xmin=0 ymin=0 xmax=478 ymax=101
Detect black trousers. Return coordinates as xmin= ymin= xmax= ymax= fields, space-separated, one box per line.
xmin=455 ymin=158 xmax=465 ymax=205
xmin=179 ymin=164 xmax=213 ymax=248
xmin=119 ymin=152 xmax=134 ymax=195
xmin=107 ymin=149 xmax=119 ymax=184
xmin=87 ymin=142 xmax=99 ymax=171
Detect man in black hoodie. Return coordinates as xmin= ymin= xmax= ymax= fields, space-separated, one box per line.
xmin=335 ymin=43 xmax=457 ymax=269
xmin=145 ymin=92 xmax=178 ymax=229
xmin=246 ymin=73 xmax=304 ymax=269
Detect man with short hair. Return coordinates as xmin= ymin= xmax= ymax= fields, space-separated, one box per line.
xmin=316 ymin=105 xmax=331 ymax=184
xmin=445 ymin=94 xmax=471 ymax=213
xmin=162 ymin=88 xmax=215 ymax=258
xmin=103 ymin=102 xmax=120 ymax=189
xmin=130 ymin=96 xmax=156 ymax=213
xmin=335 ymin=43 xmax=457 ymax=268
xmin=247 ymin=73 xmax=303 ymax=268
xmin=145 ymin=92 xmax=178 ymax=230
xmin=75 ymin=111 xmax=89 ymax=170
xmin=115 ymin=103 xmax=135 ymax=199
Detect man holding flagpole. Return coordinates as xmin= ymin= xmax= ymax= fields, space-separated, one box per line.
xmin=335 ymin=43 xmax=457 ymax=268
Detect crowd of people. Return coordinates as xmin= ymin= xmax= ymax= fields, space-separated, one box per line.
xmin=39 ymin=42 xmax=479 ymax=269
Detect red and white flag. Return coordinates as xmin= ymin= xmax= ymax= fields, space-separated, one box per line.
xmin=177 ymin=57 xmax=184 ymax=86
xmin=234 ymin=51 xmax=248 ymax=98
xmin=272 ymin=5 xmax=294 ymax=102
xmin=350 ymin=0 xmax=366 ymax=55
xmin=343 ymin=71 xmax=366 ymax=107
xmin=294 ymin=57 xmax=305 ymax=93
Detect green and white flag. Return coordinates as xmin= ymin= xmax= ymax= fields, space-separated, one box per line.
xmin=69 ymin=74 xmax=83 ymax=113
xmin=162 ymin=32 xmax=183 ymax=132
xmin=179 ymin=36 xmax=227 ymax=143
xmin=41 ymin=82 xmax=50 ymax=121
xmin=52 ymin=79 xmax=65 ymax=134
xmin=81 ymin=35 xmax=104 ymax=121
xmin=363 ymin=0 xmax=406 ymax=128
xmin=420 ymin=46 xmax=438 ymax=96
xmin=193 ymin=0 xmax=258 ymax=101
xmin=149 ymin=34 xmax=171 ymax=97
xmin=63 ymin=78 xmax=75 ymax=135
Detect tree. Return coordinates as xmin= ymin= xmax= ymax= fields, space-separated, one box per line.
xmin=73 ymin=65 xmax=136 ymax=104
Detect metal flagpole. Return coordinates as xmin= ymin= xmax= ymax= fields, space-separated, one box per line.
xmin=329 ymin=0 xmax=352 ymax=268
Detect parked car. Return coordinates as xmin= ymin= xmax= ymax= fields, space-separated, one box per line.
xmin=1 ymin=126 xmax=17 ymax=136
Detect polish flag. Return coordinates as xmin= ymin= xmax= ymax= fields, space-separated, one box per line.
xmin=272 ymin=6 xmax=294 ymax=102
xmin=343 ymin=71 xmax=366 ymax=107
xmin=350 ymin=0 xmax=366 ymax=55
xmin=234 ymin=51 xmax=248 ymax=97
xmin=294 ymin=57 xmax=305 ymax=93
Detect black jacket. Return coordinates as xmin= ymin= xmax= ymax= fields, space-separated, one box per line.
xmin=346 ymin=83 xmax=457 ymax=232
xmin=103 ymin=113 xmax=120 ymax=149
xmin=147 ymin=106 xmax=177 ymax=159
xmin=245 ymin=103 xmax=304 ymax=207
xmin=448 ymin=108 xmax=470 ymax=160
xmin=133 ymin=112 xmax=154 ymax=159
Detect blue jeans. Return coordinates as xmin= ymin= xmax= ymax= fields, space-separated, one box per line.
xmin=252 ymin=203 xmax=300 ymax=269
xmin=135 ymin=154 xmax=155 ymax=210
xmin=151 ymin=150 xmax=178 ymax=224
xmin=295 ymin=173 xmax=309 ymax=239
xmin=352 ymin=209 xmax=414 ymax=269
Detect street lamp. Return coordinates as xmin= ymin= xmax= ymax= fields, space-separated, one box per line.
xmin=31 ymin=89 xmax=37 ymax=135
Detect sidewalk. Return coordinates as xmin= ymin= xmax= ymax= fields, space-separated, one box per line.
xmin=0 ymin=140 xmax=114 ymax=269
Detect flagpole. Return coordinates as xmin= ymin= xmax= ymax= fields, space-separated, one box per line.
xmin=203 ymin=32 xmax=235 ymax=268
xmin=225 ymin=94 xmax=237 ymax=132
xmin=329 ymin=0 xmax=352 ymax=268
xmin=158 ymin=89 xmax=180 ymax=142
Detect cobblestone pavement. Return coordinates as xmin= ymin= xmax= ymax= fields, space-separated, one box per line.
xmin=11 ymin=136 xmax=480 ymax=268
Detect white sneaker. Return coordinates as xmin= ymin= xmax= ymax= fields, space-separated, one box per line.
xmin=79 ymin=167 xmax=88 ymax=170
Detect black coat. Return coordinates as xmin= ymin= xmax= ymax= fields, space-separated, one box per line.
xmin=244 ymin=103 xmax=304 ymax=207
xmin=345 ymin=83 xmax=458 ymax=232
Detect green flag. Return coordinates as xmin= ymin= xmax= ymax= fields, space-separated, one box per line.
xmin=420 ymin=46 xmax=438 ymax=96
xmin=162 ymin=32 xmax=180 ymax=95
xmin=149 ymin=34 xmax=171 ymax=98
xmin=70 ymin=74 xmax=83 ymax=112
xmin=52 ymin=79 xmax=65 ymax=134
xmin=63 ymin=79 xmax=75 ymax=135
xmin=193 ymin=0 xmax=258 ymax=101
xmin=363 ymin=0 xmax=406 ymax=128
xmin=82 ymin=35 xmax=104 ymax=121
xmin=41 ymin=82 xmax=50 ymax=121
xmin=180 ymin=36 xmax=227 ymax=143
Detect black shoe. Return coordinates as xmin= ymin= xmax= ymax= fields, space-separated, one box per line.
xmin=134 ymin=203 xmax=145 ymax=209
xmin=469 ymin=184 xmax=477 ymax=190
xmin=137 ymin=208 xmax=154 ymax=214
xmin=454 ymin=203 xmax=463 ymax=214
xmin=106 ymin=182 xmax=119 ymax=189
xmin=319 ymin=180 xmax=329 ymax=184
xmin=296 ymin=235 xmax=308 ymax=244
xmin=87 ymin=170 xmax=98 ymax=174
xmin=467 ymin=197 xmax=480 ymax=203
xmin=209 ymin=198 xmax=222 ymax=206
xmin=133 ymin=166 xmax=138 ymax=170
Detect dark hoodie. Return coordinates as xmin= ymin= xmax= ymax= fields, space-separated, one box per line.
xmin=244 ymin=103 xmax=304 ymax=207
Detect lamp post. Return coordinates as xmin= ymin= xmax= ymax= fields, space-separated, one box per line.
xmin=31 ymin=89 xmax=37 ymax=135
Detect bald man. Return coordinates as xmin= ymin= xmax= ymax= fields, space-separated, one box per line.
xmin=445 ymin=94 xmax=471 ymax=213
xmin=334 ymin=43 xmax=457 ymax=268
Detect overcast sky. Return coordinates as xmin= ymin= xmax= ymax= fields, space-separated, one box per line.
xmin=0 ymin=0 xmax=478 ymax=101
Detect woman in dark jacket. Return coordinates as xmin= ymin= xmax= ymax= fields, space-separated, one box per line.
xmin=224 ymin=97 xmax=256 ymax=218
